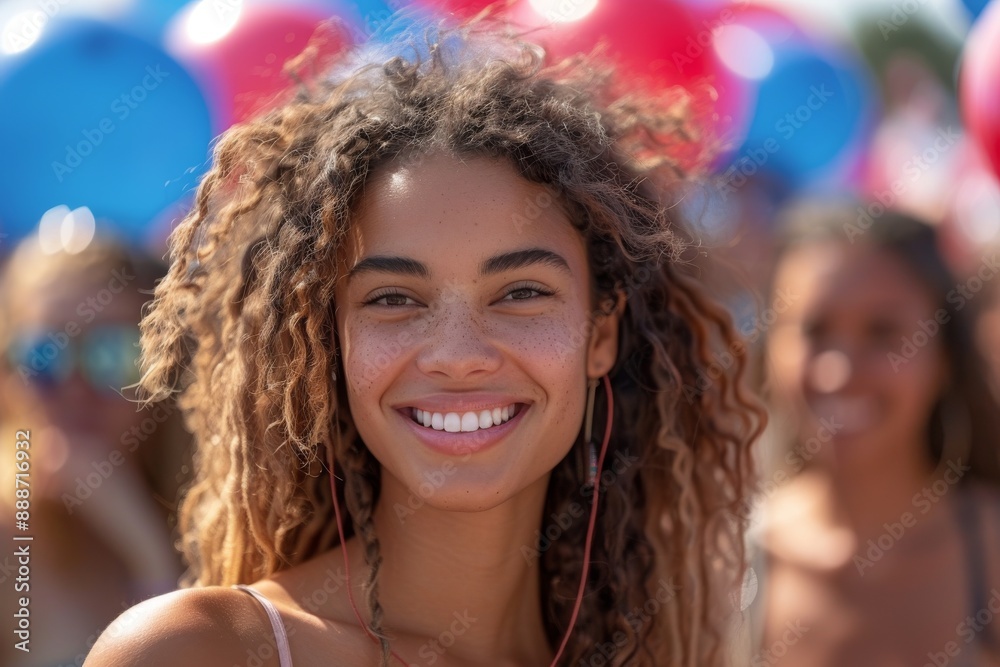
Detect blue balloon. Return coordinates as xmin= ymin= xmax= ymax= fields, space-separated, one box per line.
xmin=0 ymin=18 xmax=214 ymax=242
xmin=284 ymin=0 xmax=408 ymax=40
xmin=345 ymin=0 xmax=432 ymax=43
xmin=962 ymin=0 xmax=992 ymax=20
xmin=353 ymin=0 xmax=405 ymax=35
xmin=726 ymin=40 xmax=876 ymax=185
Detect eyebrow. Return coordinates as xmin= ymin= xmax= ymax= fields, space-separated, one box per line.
xmin=346 ymin=247 xmax=572 ymax=282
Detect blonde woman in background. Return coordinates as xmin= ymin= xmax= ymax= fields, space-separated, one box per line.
xmin=0 ymin=235 xmax=188 ymax=666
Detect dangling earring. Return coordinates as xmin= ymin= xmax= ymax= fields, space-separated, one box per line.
xmin=582 ymin=377 xmax=599 ymax=487
xmin=936 ymin=393 xmax=973 ymax=476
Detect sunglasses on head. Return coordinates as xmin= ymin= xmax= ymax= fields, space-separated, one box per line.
xmin=6 ymin=324 xmax=141 ymax=393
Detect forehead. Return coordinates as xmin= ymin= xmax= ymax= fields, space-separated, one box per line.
xmin=337 ymin=152 xmax=586 ymax=279
xmin=774 ymin=242 xmax=937 ymax=316
xmin=14 ymin=276 xmax=143 ymax=328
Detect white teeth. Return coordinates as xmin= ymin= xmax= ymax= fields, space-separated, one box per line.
xmin=460 ymin=413 xmax=479 ymax=432
xmin=809 ymin=397 xmax=877 ymax=434
xmin=410 ymin=403 xmax=520 ymax=432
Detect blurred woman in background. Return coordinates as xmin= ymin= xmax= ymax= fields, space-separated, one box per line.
xmin=0 ymin=235 xmax=189 ymax=666
xmin=746 ymin=201 xmax=1000 ymax=665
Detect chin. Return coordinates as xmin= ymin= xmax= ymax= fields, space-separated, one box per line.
xmin=829 ymin=431 xmax=896 ymax=467
xmin=390 ymin=463 xmax=542 ymax=514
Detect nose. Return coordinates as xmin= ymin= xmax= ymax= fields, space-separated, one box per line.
xmin=806 ymin=348 xmax=852 ymax=394
xmin=414 ymin=301 xmax=503 ymax=379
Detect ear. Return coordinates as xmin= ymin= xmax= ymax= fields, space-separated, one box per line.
xmin=586 ymin=288 xmax=627 ymax=379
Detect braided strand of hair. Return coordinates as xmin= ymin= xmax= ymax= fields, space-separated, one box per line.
xmin=340 ymin=439 xmax=393 ymax=666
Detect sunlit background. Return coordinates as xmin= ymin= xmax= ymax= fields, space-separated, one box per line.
xmin=2 ymin=1 xmax=1000 ymax=665
xmin=0 ymin=0 xmax=997 ymax=266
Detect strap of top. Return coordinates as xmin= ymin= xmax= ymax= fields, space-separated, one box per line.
xmin=744 ymin=534 xmax=771 ymax=660
xmin=232 ymin=584 xmax=293 ymax=667
xmin=955 ymin=488 xmax=1000 ymax=656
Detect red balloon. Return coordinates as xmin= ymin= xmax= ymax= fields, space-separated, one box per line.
xmin=411 ymin=0 xmax=500 ymax=19
xmin=962 ymin=0 xmax=1000 ymax=179
xmin=507 ymin=0 xmax=749 ymax=170
xmin=167 ymin=2 xmax=353 ymax=127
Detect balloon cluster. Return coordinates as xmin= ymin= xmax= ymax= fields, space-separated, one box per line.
xmin=0 ymin=0 xmax=378 ymax=244
xmin=0 ymin=0 xmax=884 ymax=245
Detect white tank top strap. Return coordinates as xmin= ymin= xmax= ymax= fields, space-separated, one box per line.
xmin=232 ymin=584 xmax=293 ymax=667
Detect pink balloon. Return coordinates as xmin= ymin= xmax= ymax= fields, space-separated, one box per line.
xmin=961 ymin=0 xmax=1000 ymax=179
xmin=167 ymin=2 xmax=353 ymax=127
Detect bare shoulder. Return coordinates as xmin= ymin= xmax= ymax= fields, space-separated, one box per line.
xmin=84 ymin=585 xmax=271 ymax=667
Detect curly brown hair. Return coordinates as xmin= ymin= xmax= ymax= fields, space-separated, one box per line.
xmin=134 ymin=11 xmax=765 ymax=667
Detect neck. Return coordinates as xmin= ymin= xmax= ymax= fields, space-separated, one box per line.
xmin=351 ymin=471 xmax=556 ymax=665
xmin=801 ymin=438 xmax=939 ymax=543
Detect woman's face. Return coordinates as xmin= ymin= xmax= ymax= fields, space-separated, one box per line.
xmin=333 ymin=152 xmax=623 ymax=511
xmin=4 ymin=280 xmax=143 ymax=441
xmin=1 ymin=274 xmax=147 ymax=499
xmin=766 ymin=241 xmax=948 ymax=471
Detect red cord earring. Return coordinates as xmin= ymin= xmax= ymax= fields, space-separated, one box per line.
xmin=583 ymin=376 xmax=600 ymax=487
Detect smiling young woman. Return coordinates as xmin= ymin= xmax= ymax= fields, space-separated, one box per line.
xmin=748 ymin=201 xmax=1000 ymax=665
xmin=84 ymin=13 xmax=766 ymax=667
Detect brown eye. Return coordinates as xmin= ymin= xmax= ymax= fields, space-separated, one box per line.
xmin=802 ymin=319 xmax=828 ymax=342
xmin=505 ymin=288 xmax=541 ymax=300
xmin=500 ymin=283 xmax=554 ymax=302
xmin=383 ymin=294 xmax=410 ymax=307
xmin=867 ymin=318 xmax=902 ymax=344
xmin=364 ymin=291 xmax=416 ymax=307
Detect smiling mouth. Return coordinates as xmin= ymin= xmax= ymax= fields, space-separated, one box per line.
xmin=406 ymin=403 xmax=527 ymax=433
xmin=808 ymin=396 xmax=880 ymax=436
